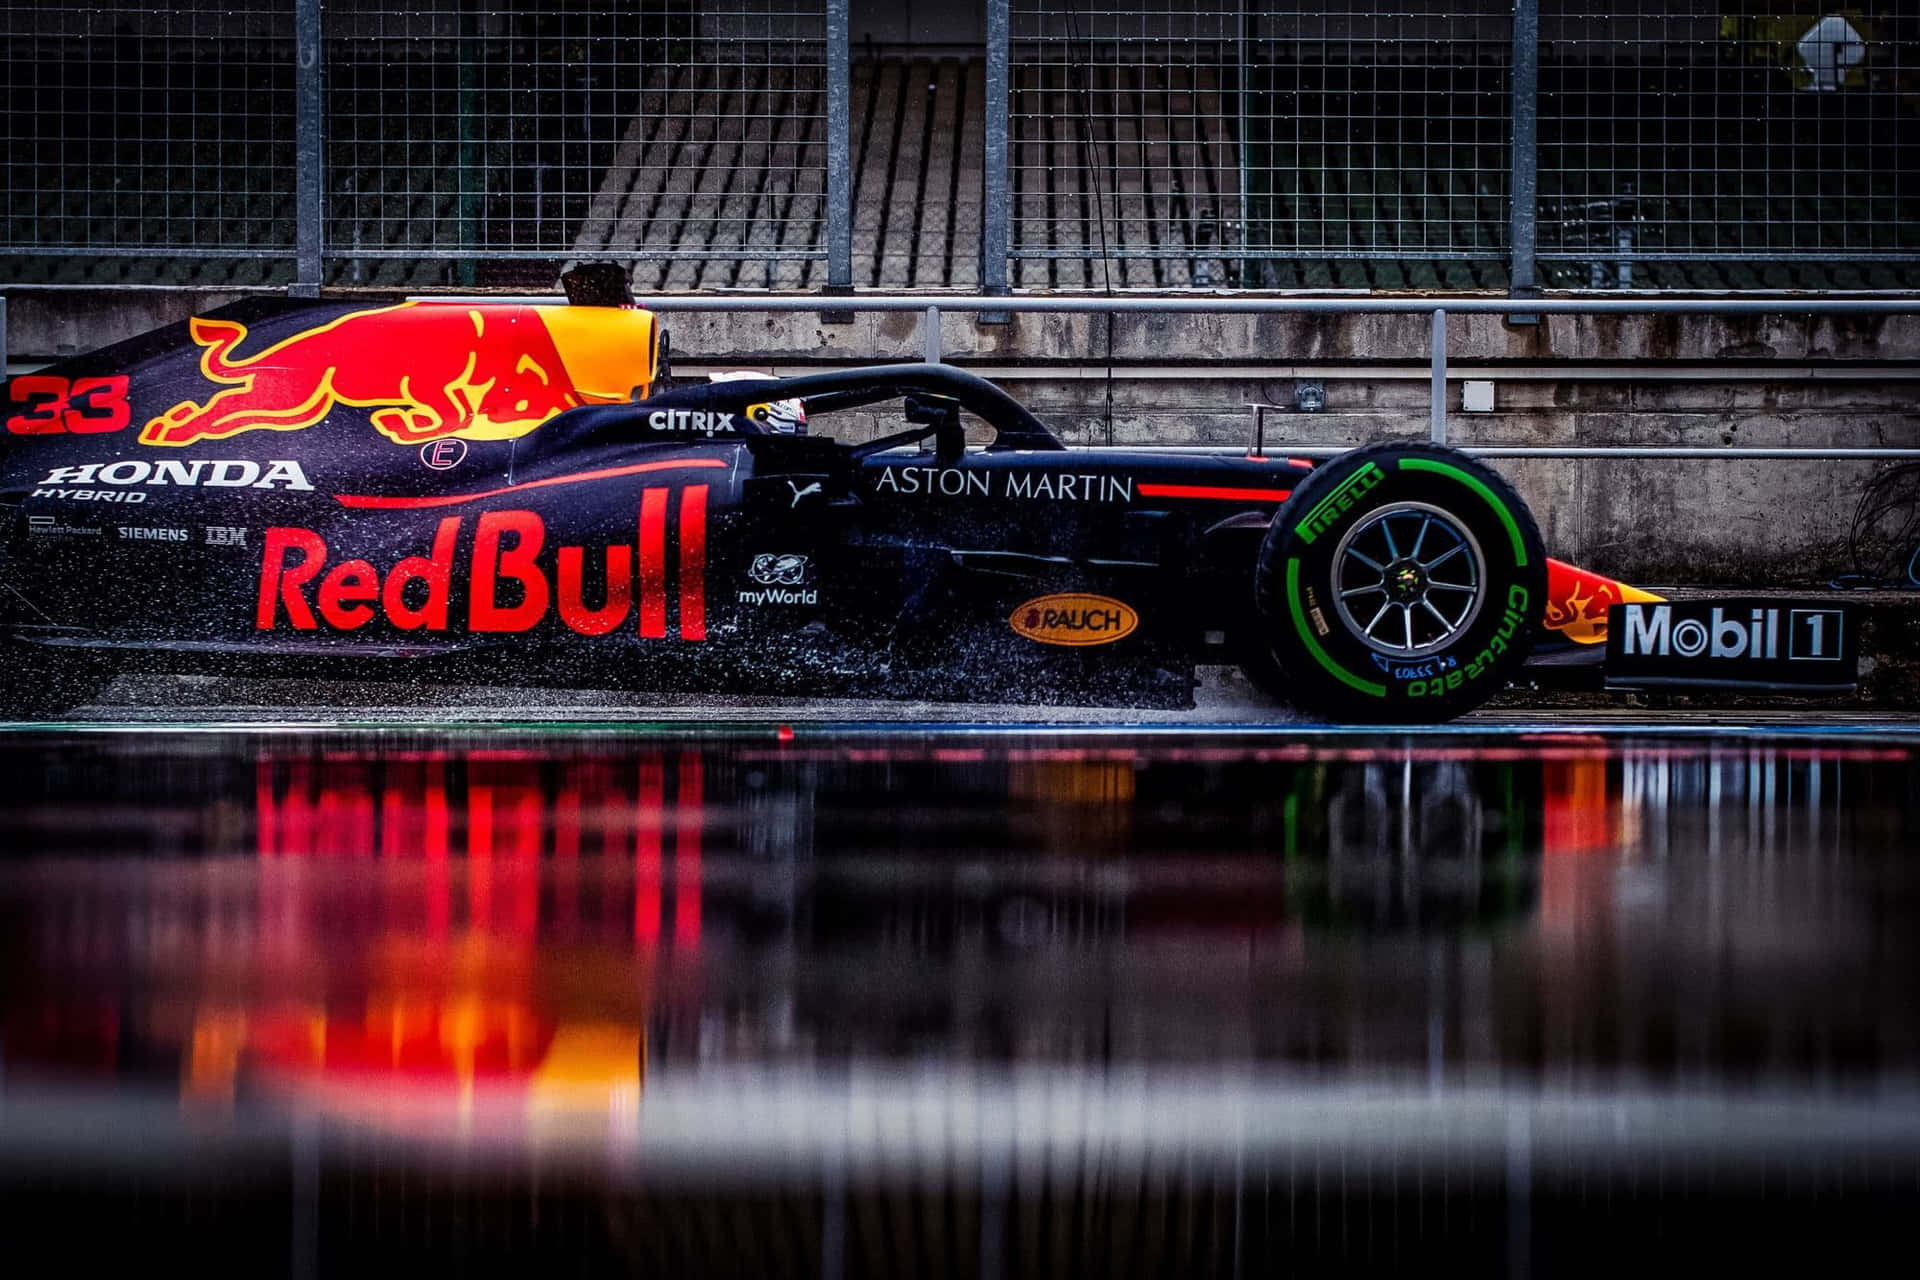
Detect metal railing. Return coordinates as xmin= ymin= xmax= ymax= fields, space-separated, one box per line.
xmin=437 ymin=291 xmax=1920 ymax=458
xmin=2 ymin=3 xmax=1917 ymax=294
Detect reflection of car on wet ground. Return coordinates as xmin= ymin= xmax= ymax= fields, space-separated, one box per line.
xmin=0 ymin=737 xmax=1553 ymax=1112
xmin=805 ymin=750 xmax=1541 ymax=950
xmin=0 ymin=290 xmax=1855 ymax=721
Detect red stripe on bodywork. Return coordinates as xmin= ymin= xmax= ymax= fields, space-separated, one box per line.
xmin=678 ymin=485 xmax=708 ymax=641
xmin=333 ymin=458 xmax=726 ymax=510
xmin=1137 ymin=483 xmax=1293 ymax=502
xmin=638 ymin=488 xmax=668 ymax=638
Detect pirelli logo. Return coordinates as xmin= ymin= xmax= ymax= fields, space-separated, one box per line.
xmin=1296 ymin=463 xmax=1383 ymax=545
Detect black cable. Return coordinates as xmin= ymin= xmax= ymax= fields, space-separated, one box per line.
xmin=1837 ymin=461 xmax=1920 ymax=589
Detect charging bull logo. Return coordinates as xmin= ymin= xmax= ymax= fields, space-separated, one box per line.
xmin=142 ymin=302 xmax=651 ymax=448
xmin=1544 ymin=558 xmax=1664 ymax=645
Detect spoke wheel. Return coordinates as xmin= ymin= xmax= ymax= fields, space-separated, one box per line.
xmin=1330 ymin=503 xmax=1486 ymax=659
xmin=1248 ymin=442 xmax=1545 ymax=723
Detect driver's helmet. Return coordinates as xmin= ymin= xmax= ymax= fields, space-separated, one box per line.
xmin=709 ymin=370 xmax=807 ymax=435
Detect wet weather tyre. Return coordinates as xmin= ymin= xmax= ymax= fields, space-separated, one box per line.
xmin=0 ymin=644 xmax=114 ymax=720
xmin=1250 ymin=443 xmax=1545 ymax=723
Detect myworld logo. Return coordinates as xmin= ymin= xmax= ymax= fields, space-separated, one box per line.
xmin=749 ymin=553 xmax=808 ymax=585
xmin=739 ymin=553 xmax=815 ymax=604
xmin=736 ymin=586 xmax=818 ymax=606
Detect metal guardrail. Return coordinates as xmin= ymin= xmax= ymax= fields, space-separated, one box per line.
xmin=602 ymin=292 xmax=1920 ymax=457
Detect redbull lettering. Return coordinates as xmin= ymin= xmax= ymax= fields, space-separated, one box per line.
xmin=255 ymin=489 xmax=708 ymax=639
xmin=143 ymin=302 xmax=655 ymax=448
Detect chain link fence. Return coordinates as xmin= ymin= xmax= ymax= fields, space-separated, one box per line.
xmin=1 ymin=1 xmax=829 ymax=291
xmin=1538 ymin=7 xmax=1920 ymax=290
xmin=0 ymin=5 xmax=298 ymax=286
xmin=327 ymin=1 xmax=829 ymax=290
xmin=1008 ymin=3 xmax=1514 ymax=290
xmin=1 ymin=3 xmax=1917 ymax=292
xmin=563 ymin=1 xmax=831 ymax=291
xmin=1007 ymin=5 xmax=1247 ymax=290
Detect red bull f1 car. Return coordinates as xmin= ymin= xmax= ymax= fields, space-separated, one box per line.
xmin=0 ymin=294 xmax=1858 ymax=721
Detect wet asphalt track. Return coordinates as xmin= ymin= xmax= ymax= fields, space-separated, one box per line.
xmin=18 ymin=667 xmax=1919 ymax=728
xmin=2 ymin=680 xmax=1918 ymax=1274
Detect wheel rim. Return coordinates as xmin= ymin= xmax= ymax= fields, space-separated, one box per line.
xmin=1329 ymin=502 xmax=1487 ymax=659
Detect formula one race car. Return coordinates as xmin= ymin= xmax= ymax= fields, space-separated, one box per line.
xmin=0 ymin=293 xmax=1858 ymax=722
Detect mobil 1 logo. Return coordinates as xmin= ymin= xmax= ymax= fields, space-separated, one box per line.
xmin=1604 ymin=598 xmax=1857 ymax=692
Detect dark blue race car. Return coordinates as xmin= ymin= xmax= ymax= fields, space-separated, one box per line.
xmin=0 ymin=295 xmax=1853 ymax=721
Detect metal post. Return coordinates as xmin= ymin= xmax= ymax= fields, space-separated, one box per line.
xmin=1508 ymin=0 xmax=1540 ymax=318
xmin=981 ymin=0 xmax=1011 ymax=321
xmin=1236 ymin=0 xmax=1251 ymax=288
xmin=457 ymin=0 xmax=480 ymax=289
xmin=292 ymin=0 xmax=324 ymax=299
xmin=1431 ymin=308 xmax=1447 ymax=444
xmin=924 ymin=305 xmax=941 ymax=363
xmin=825 ymin=0 xmax=852 ymax=302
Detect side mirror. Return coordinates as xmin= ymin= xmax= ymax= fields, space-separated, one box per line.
xmin=905 ymin=393 xmax=964 ymax=466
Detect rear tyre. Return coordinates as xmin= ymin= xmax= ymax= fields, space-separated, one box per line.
xmin=1249 ymin=443 xmax=1545 ymax=723
xmin=0 ymin=643 xmax=115 ymax=720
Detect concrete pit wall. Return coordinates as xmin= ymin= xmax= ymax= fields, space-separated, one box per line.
xmin=1001 ymin=373 xmax=1913 ymax=585
xmin=668 ymin=307 xmax=1920 ymax=586
xmin=7 ymin=291 xmax=1918 ymax=586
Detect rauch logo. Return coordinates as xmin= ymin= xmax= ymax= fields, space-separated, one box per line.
xmin=1009 ymin=593 xmax=1140 ymax=647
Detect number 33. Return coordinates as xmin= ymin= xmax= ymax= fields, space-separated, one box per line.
xmin=6 ymin=375 xmax=131 ymax=434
